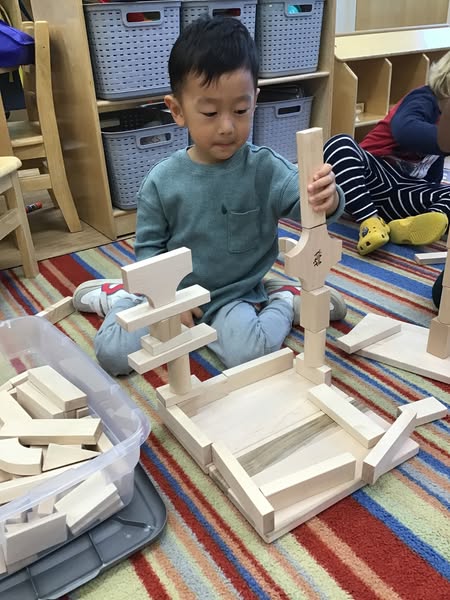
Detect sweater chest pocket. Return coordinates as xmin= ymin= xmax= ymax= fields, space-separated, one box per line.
xmin=227 ymin=207 xmax=261 ymax=253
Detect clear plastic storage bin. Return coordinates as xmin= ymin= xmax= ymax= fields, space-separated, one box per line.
xmin=0 ymin=316 xmax=150 ymax=576
xmin=255 ymin=0 xmax=325 ymax=77
xmin=181 ymin=0 xmax=257 ymax=36
xmin=253 ymin=95 xmax=313 ymax=162
xmin=101 ymin=105 xmax=189 ymax=210
xmin=83 ymin=1 xmax=181 ymax=99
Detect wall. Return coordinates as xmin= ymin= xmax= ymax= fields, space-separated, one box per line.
xmin=355 ymin=0 xmax=449 ymax=30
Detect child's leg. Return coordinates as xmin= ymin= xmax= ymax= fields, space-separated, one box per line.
xmin=324 ymin=134 xmax=390 ymax=255
xmin=94 ymin=296 xmax=148 ymax=376
xmin=208 ymin=297 xmax=294 ymax=368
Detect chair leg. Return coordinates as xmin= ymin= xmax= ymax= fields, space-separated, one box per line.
xmin=44 ymin=148 xmax=82 ymax=233
xmin=6 ymin=172 xmax=39 ymax=278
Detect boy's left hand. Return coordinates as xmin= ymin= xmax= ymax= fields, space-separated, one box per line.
xmin=307 ymin=163 xmax=339 ymax=216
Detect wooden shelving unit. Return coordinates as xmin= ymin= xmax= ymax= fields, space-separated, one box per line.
xmin=331 ymin=25 xmax=450 ymax=140
xmin=31 ymin=0 xmax=337 ymax=240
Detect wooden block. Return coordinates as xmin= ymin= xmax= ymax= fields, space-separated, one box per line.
xmin=0 ymin=464 xmax=75 ymax=505
xmin=43 ymin=443 xmax=99 ymax=471
xmin=278 ymin=237 xmax=297 ymax=254
xmin=70 ymin=494 xmax=124 ymax=536
xmin=94 ymin=432 xmax=114 ymax=453
xmin=259 ymin=452 xmax=356 ymax=510
xmin=27 ymin=366 xmax=87 ymax=411
xmin=4 ymin=511 xmax=67 ymax=564
xmin=437 ymin=287 xmax=450 ymax=325
xmin=0 ymin=419 xmax=102 ymax=445
xmin=398 ymin=396 xmax=448 ymax=426
xmin=362 ymin=409 xmax=417 ymax=484
xmin=7 ymin=372 xmax=28 ymax=388
xmin=35 ymin=296 xmax=74 ymax=324
xmin=5 ymin=513 xmax=27 ymax=525
xmin=37 ymin=496 xmax=56 ymax=517
xmin=75 ymin=407 xmax=90 ymax=419
xmin=0 ymin=470 xmax=13 ymax=483
xmin=223 ymin=347 xmax=294 ymax=391
xmin=308 ymin=384 xmax=385 ymax=448
xmin=0 ymin=390 xmax=33 ymax=424
xmin=303 ymin=329 xmax=327 ymax=368
xmin=426 ymin=318 xmax=450 ymax=359
xmin=0 ymin=382 xmax=13 ymax=392
xmin=121 ymin=247 xmax=192 ymax=308
xmin=141 ymin=324 xmax=192 ymax=356
xmin=54 ymin=472 xmax=119 ymax=534
xmin=179 ymin=374 xmax=231 ymax=416
xmin=0 ymin=438 xmax=42 ymax=475
xmin=414 ymin=251 xmax=447 ymax=265
xmin=157 ymin=375 xmax=204 ymax=408
xmin=16 ymin=381 xmax=66 ymax=419
xmin=300 ymin=287 xmax=331 ymax=332
xmin=129 ymin=323 xmax=217 ymax=374
xmin=116 ymin=285 xmax=211 ymax=332
xmin=336 ymin=313 xmax=401 ymax=354
xmin=212 ymin=442 xmax=274 ymax=535
xmin=284 ymin=224 xmax=342 ymax=291
xmin=295 ymin=354 xmax=332 ymax=385
xmin=443 ymin=264 xmax=450 ymax=288
xmin=0 ymin=545 xmax=6 ymax=576
xmin=296 ymin=128 xmax=326 ymax=230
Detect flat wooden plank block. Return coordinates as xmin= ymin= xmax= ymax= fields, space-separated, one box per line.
xmin=0 ymin=464 xmax=74 ymax=505
xmin=336 ymin=313 xmax=401 ymax=354
xmin=212 ymin=442 xmax=275 ymax=535
xmin=116 ymin=285 xmax=211 ymax=332
xmin=16 ymin=381 xmax=65 ymax=419
xmin=4 ymin=511 xmax=67 ymax=564
xmin=27 ymin=365 xmax=87 ymax=411
xmin=129 ymin=323 xmax=217 ymax=374
xmin=0 ymin=390 xmax=33 ymax=424
xmin=296 ymin=128 xmax=326 ymax=230
xmin=398 ymin=396 xmax=448 ymax=426
xmin=141 ymin=325 xmax=192 ymax=356
xmin=362 ymin=409 xmax=417 ymax=484
xmin=260 ymin=452 xmax=356 ymax=510
xmin=0 ymin=418 xmax=102 ymax=445
xmin=308 ymin=384 xmax=385 ymax=448
xmin=223 ymin=347 xmax=294 ymax=391
xmin=414 ymin=251 xmax=447 ymax=265
xmin=36 ymin=296 xmax=74 ymax=324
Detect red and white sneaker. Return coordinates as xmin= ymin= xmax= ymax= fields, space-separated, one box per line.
xmin=73 ymin=279 xmax=135 ymax=317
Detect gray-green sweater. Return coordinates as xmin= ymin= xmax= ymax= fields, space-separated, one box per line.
xmin=134 ymin=143 xmax=345 ymax=322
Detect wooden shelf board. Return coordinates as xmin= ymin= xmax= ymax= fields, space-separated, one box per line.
xmin=113 ymin=208 xmax=137 ymax=238
xmin=96 ymin=71 xmax=331 ymax=112
xmin=336 ymin=26 xmax=450 ymax=61
xmin=354 ymin=113 xmax=386 ymax=127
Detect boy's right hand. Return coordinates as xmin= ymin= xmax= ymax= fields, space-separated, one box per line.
xmin=181 ymin=307 xmax=203 ymax=328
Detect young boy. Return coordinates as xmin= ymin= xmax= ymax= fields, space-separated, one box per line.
xmin=324 ymin=51 xmax=450 ymax=256
xmin=73 ymin=16 xmax=346 ymax=376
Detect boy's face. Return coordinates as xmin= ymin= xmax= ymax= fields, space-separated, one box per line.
xmin=165 ymin=69 xmax=258 ymax=164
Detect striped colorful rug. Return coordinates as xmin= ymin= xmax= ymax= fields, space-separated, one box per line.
xmin=1 ymin=217 xmax=449 ymax=600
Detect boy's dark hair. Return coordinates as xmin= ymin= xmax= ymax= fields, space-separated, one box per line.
xmin=168 ymin=16 xmax=259 ymax=96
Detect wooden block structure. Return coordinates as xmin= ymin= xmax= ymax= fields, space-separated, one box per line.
xmin=397 ymin=396 xmax=448 ymax=426
xmin=0 ymin=366 xmax=120 ymax=574
xmin=116 ymin=247 xmax=217 ymax=395
xmin=114 ymin=129 xmax=437 ymax=542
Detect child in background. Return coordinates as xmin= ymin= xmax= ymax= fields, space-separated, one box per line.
xmin=73 ymin=16 xmax=346 ymax=376
xmin=324 ymin=51 xmax=450 ymax=256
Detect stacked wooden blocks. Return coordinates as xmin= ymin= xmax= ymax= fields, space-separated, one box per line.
xmin=427 ymin=236 xmax=450 ymax=358
xmin=0 ymin=366 xmax=118 ymax=575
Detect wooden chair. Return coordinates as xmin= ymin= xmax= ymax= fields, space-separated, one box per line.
xmin=0 ymin=156 xmax=38 ymax=277
xmin=7 ymin=20 xmax=81 ymax=233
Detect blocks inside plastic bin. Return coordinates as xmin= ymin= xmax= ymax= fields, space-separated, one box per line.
xmin=181 ymin=0 xmax=257 ymax=37
xmin=255 ymin=0 xmax=326 ymax=77
xmin=101 ymin=105 xmax=189 ymax=210
xmin=84 ymin=1 xmax=181 ymax=100
xmin=253 ymin=93 xmax=313 ymax=162
xmin=0 ymin=316 xmax=150 ymax=577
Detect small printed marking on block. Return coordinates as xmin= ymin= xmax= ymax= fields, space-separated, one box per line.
xmin=362 ymin=409 xmax=417 ymax=485
xmin=27 ymin=366 xmax=87 ymax=411
xmin=398 ymin=396 xmax=448 ymax=426
xmin=308 ymin=384 xmax=385 ymax=448
xmin=260 ymin=452 xmax=357 ymax=510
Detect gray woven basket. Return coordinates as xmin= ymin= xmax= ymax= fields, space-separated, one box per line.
xmin=181 ymin=0 xmax=257 ymax=36
xmin=253 ymin=96 xmax=313 ymax=162
xmin=102 ymin=109 xmax=188 ymax=210
xmin=84 ymin=1 xmax=181 ymax=100
xmin=256 ymin=0 xmax=325 ymax=77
